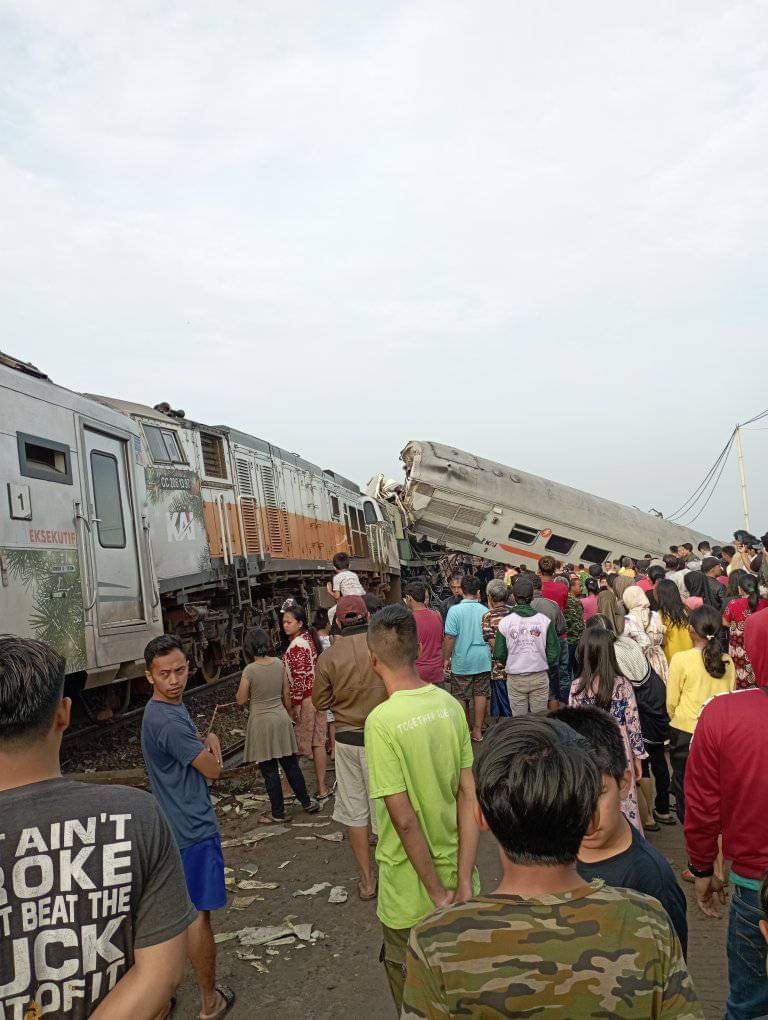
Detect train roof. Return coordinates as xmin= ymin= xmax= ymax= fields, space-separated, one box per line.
xmin=402 ymin=440 xmax=720 ymax=547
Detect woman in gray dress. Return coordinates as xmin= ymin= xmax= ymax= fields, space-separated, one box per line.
xmin=236 ymin=628 xmax=320 ymax=822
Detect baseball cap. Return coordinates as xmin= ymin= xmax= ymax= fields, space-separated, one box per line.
xmin=702 ymin=557 xmax=721 ymax=574
xmin=513 ymin=575 xmax=534 ymax=601
xmin=336 ymin=595 xmax=368 ymax=624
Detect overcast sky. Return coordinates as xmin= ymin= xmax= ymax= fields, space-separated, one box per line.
xmin=2 ymin=1 xmax=767 ymax=539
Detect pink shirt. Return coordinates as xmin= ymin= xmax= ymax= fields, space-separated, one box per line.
xmin=684 ymin=596 xmax=703 ymax=611
xmin=413 ymin=607 xmax=445 ymax=684
xmin=581 ymin=595 xmax=599 ymax=622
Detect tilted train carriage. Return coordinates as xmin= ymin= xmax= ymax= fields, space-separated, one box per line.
xmin=373 ymin=440 xmax=719 ymax=574
xmin=0 ymin=352 xmax=399 ymax=699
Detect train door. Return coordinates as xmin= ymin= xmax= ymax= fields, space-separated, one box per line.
xmin=79 ymin=426 xmax=145 ymax=652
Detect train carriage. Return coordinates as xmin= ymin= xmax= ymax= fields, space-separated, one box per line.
xmin=377 ymin=440 xmax=719 ymax=572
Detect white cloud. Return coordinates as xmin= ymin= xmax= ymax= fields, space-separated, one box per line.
xmin=1 ymin=0 xmax=767 ymax=535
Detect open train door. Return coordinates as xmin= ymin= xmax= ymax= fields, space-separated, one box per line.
xmin=75 ymin=421 xmax=157 ymax=679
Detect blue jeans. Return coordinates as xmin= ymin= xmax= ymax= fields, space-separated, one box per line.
xmin=726 ymin=884 xmax=768 ymax=1019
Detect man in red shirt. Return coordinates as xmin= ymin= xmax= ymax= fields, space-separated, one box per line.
xmin=538 ymin=556 xmax=567 ymax=613
xmin=684 ymin=609 xmax=768 ymax=1018
xmin=404 ymin=581 xmax=444 ymax=685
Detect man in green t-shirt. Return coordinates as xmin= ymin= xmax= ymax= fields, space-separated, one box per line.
xmin=400 ymin=717 xmax=703 ymax=1019
xmin=364 ymin=604 xmax=479 ymax=1013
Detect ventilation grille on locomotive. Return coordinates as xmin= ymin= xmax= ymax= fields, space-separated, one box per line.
xmin=236 ymin=458 xmax=261 ymax=556
xmin=260 ymin=464 xmax=289 ymax=554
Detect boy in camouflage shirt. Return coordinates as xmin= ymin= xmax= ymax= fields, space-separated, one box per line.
xmin=401 ymin=717 xmax=702 ymax=1019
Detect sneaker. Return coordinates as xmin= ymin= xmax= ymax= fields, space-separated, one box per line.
xmin=303 ymin=798 xmax=321 ymax=814
xmin=681 ymin=868 xmax=695 ymax=883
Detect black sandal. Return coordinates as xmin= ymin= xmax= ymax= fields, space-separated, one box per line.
xmin=199 ymin=984 xmax=235 ymax=1020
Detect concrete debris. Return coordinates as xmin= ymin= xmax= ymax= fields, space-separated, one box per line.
xmin=293 ymin=883 xmax=331 ymax=897
xmin=293 ymin=821 xmax=331 ymax=828
xmin=318 ymin=832 xmax=344 ymax=843
xmin=237 ymin=880 xmax=278 ymax=890
xmin=328 ymin=886 xmax=348 ymax=904
xmin=310 ymin=930 xmax=326 ymax=942
xmin=267 ymin=936 xmax=296 ymax=946
xmin=231 ymin=895 xmax=258 ymax=909
xmin=265 ymin=949 xmax=280 ymax=956
xmin=278 ymin=860 xmax=291 ymax=869
xmin=213 ymin=932 xmax=239 ymax=944
xmin=250 ymin=961 xmax=269 ymax=974
xmin=220 ymin=804 xmax=233 ymax=814
xmin=239 ymin=863 xmax=259 ymax=876
xmin=236 ymin=950 xmax=258 ymax=960
xmin=294 ymin=836 xmax=316 ymax=842
xmin=290 ymin=923 xmax=313 ymax=942
xmin=238 ymin=924 xmax=293 ymax=946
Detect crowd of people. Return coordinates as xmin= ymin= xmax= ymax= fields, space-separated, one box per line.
xmin=2 ymin=539 xmax=768 ymax=1017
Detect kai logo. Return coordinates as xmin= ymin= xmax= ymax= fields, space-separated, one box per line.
xmin=167 ymin=511 xmax=195 ymax=542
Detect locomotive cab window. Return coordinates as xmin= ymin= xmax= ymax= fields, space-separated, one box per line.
xmin=330 ymin=495 xmax=340 ymax=519
xmin=581 ymin=544 xmax=611 ymax=564
xmin=545 ymin=534 xmax=575 ymax=554
xmin=363 ymin=500 xmax=378 ymax=525
xmin=200 ymin=432 xmax=227 ymax=478
xmin=17 ymin=432 xmax=72 ymax=485
xmin=507 ymin=523 xmax=538 ymax=544
xmin=144 ymin=425 xmax=185 ymax=465
xmin=90 ymin=451 xmax=126 ymax=548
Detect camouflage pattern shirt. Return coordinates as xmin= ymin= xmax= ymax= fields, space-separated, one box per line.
xmin=401 ymin=879 xmax=703 ymax=1019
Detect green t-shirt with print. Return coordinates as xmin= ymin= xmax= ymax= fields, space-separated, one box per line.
xmin=365 ymin=684 xmax=477 ymax=930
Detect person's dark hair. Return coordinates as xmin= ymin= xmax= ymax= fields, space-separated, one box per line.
xmin=367 ymin=604 xmax=418 ymax=669
xmin=701 ymin=556 xmax=721 ymax=575
xmin=726 ymin=569 xmax=745 ymax=598
xmin=364 ymin=592 xmax=383 ymax=615
xmin=332 ymin=551 xmax=350 ymax=571
xmin=682 ymin=543 xmax=693 ymax=553
xmin=584 ymin=577 xmax=600 ymax=596
xmin=588 ymin=563 xmax=602 ymax=579
xmin=549 ymin=705 xmax=628 ymax=782
xmin=663 ymin=554 xmax=679 ymax=570
xmin=532 ymin=574 xmax=543 ymax=592
xmin=243 ymin=627 xmax=271 ymax=660
xmin=312 ymin=607 xmax=330 ymax=631
xmin=553 ymin=575 xmax=569 ymax=587
xmin=647 ymin=565 xmax=666 ymax=585
xmin=0 ymin=636 xmax=66 ymax=744
xmin=461 ymin=575 xmax=481 ymax=597
xmin=684 ymin=571 xmax=706 ymax=598
xmin=621 ymin=556 xmax=633 ymax=568
xmin=474 ymin=717 xmax=601 ymax=866
xmin=405 ymin=581 xmax=427 ymax=604
xmin=573 ymin=627 xmax=621 ymax=711
xmin=712 ymin=545 xmax=723 ymax=557
xmin=697 ymin=541 xmax=711 ymax=553
xmin=449 ymin=572 xmax=464 ymax=585
xmin=669 ymin=546 xmax=679 ymax=554
xmin=636 ymin=558 xmax=651 ymax=575
xmin=690 ymin=605 xmax=728 ymax=679
xmin=722 ymin=545 xmax=736 ymax=558
xmin=144 ymin=634 xmax=185 ymax=671
xmin=538 ymin=555 xmax=556 ymax=577
xmin=739 ymin=573 xmax=761 ymax=613
xmin=585 ymin=614 xmax=616 ymax=634
xmin=656 ymin=579 xmax=689 ymax=629
xmin=282 ymin=604 xmax=324 ymax=657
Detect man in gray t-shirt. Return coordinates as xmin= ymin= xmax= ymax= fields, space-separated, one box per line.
xmin=0 ymin=636 xmax=195 ymax=1019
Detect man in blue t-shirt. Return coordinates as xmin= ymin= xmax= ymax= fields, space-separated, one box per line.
xmin=141 ymin=635 xmax=234 ymax=1020
xmin=443 ymin=575 xmax=492 ymax=741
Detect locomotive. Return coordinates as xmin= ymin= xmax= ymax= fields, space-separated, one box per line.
xmin=0 ymin=352 xmax=400 ymax=703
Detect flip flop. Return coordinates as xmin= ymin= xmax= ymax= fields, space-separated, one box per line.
xmin=653 ymin=811 xmax=677 ymax=826
xmin=315 ymin=791 xmax=334 ymax=803
xmin=199 ymin=984 xmax=235 ymax=1020
xmin=257 ymin=813 xmax=290 ymax=825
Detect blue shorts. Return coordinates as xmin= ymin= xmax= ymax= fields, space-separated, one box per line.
xmin=180 ymin=834 xmax=227 ymax=911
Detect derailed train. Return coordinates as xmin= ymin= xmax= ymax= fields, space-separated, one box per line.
xmin=0 ymin=352 xmax=399 ymax=699
xmin=1 ymin=352 xmax=719 ymax=703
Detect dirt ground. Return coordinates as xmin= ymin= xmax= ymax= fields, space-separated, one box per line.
xmin=172 ymin=761 xmax=729 ymax=1020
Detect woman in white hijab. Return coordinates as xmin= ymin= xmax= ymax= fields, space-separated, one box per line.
xmin=623 ymin=585 xmax=668 ymax=681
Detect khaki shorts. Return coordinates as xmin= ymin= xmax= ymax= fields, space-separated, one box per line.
xmin=447 ymin=671 xmax=491 ymax=701
xmin=332 ymin=740 xmax=377 ymax=832
xmin=294 ymin=698 xmax=327 ymax=756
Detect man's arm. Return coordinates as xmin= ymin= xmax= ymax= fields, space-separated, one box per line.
xmin=312 ymin=654 xmax=332 ymax=711
xmin=493 ymin=628 xmax=507 ymax=664
xmin=91 ymin=933 xmax=187 ymax=1020
xmin=384 ymin=792 xmax=453 ymax=908
xmin=545 ymin=622 xmax=560 ymax=666
xmin=455 ymin=766 xmax=479 ymax=901
xmin=191 ymin=744 xmax=222 ymax=781
xmin=442 ymin=634 xmax=455 ymax=669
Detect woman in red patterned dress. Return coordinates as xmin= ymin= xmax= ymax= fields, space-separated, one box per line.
xmin=282 ymin=603 xmax=331 ymax=800
xmin=723 ymin=575 xmax=768 ymax=689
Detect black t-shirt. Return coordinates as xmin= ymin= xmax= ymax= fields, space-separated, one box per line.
xmin=0 ymin=778 xmax=197 ymax=1017
xmin=577 ymin=823 xmax=688 ymax=957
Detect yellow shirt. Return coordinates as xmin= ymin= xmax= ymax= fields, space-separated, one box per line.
xmin=662 ymin=619 xmax=693 ymax=663
xmin=667 ymin=648 xmax=735 ymax=734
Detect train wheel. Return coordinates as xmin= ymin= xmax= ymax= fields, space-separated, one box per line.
xmin=201 ymin=642 xmax=223 ymax=684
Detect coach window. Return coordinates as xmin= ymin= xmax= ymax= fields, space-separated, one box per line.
xmin=330 ymin=495 xmax=340 ymax=519
xmin=90 ymin=452 xmax=126 ymax=548
xmin=144 ymin=425 xmax=185 ymax=465
xmin=507 ymin=523 xmax=538 ymax=544
xmin=17 ymin=433 xmax=72 ymax=485
xmin=581 ymin=544 xmax=611 ymax=564
xmin=545 ymin=534 xmax=575 ymax=554
xmin=363 ymin=500 xmax=378 ymax=525
xmin=200 ymin=432 xmax=227 ymax=479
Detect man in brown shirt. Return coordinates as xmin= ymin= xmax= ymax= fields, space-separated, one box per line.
xmin=313 ymin=596 xmax=386 ymax=900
